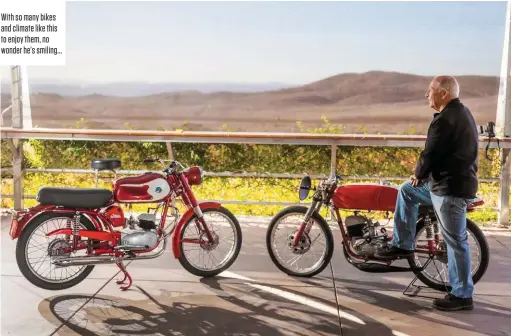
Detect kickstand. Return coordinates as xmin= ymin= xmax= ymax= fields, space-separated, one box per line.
xmin=403 ymin=255 xmax=449 ymax=297
xmin=115 ymin=258 xmax=133 ymax=291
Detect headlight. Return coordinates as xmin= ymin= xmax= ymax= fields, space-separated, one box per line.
xmin=186 ymin=166 xmax=203 ymax=186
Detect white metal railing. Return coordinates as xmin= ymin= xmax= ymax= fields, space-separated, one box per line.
xmin=1 ymin=121 xmax=509 ymax=228
xmin=0 ymin=127 xmax=508 ymax=148
xmin=0 ymin=128 xmax=506 ymax=219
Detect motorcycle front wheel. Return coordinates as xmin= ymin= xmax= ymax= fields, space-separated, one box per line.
xmin=177 ymin=206 xmax=243 ymax=277
xmin=266 ymin=206 xmax=334 ymax=277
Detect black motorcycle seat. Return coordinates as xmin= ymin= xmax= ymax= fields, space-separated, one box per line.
xmin=91 ymin=158 xmax=122 ymax=171
xmin=37 ymin=187 xmax=113 ymax=209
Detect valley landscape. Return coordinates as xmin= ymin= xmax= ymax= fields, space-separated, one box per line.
xmin=0 ymin=71 xmax=501 ymax=134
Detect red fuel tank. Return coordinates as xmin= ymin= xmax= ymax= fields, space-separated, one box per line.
xmin=114 ymin=173 xmax=172 ymax=203
xmin=332 ymin=183 xmax=398 ymax=212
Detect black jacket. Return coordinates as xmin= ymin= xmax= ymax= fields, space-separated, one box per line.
xmin=414 ymin=98 xmax=479 ymax=199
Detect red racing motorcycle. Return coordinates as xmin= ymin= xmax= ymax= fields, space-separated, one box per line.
xmin=266 ymin=174 xmax=490 ymax=294
xmin=9 ymin=158 xmax=243 ymax=291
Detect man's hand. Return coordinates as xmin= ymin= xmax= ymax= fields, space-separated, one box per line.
xmin=410 ymin=175 xmax=421 ymax=187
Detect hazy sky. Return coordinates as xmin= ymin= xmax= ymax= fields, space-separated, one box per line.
xmin=1 ymin=1 xmax=508 ymax=84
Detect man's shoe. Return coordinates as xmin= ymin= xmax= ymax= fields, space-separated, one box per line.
xmin=433 ymin=293 xmax=474 ymax=311
xmin=374 ymin=245 xmax=414 ymax=259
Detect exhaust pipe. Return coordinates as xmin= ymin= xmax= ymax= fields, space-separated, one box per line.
xmin=53 ymin=255 xmax=117 ymax=267
xmin=52 ymin=238 xmax=168 ymax=267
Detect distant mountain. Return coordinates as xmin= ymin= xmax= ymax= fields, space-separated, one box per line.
xmin=0 ymin=71 xmax=501 ymax=134
xmin=0 ymin=81 xmax=295 ymax=97
xmin=278 ymin=71 xmax=499 ymax=105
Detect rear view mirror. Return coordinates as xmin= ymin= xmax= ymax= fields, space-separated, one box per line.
xmin=299 ymin=175 xmax=312 ymax=201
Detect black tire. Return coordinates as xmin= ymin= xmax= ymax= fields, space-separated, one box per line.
xmin=15 ymin=212 xmax=97 ymax=290
xmin=266 ymin=205 xmax=334 ymax=277
xmin=408 ymin=217 xmax=490 ymax=292
xmin=177 ymin=206 xmax=243 ymax=277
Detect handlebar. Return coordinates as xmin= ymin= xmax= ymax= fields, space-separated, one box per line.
xmin=143 ymin=158 xmax=184 ymax=173
xmin=326 ymin=174 xmax=342 ymax=184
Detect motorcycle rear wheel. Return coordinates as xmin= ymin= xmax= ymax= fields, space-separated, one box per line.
xmin=407 ymin=217 xmax=490 ymax=292
xmin=15 ymin=212 xmax=97 ymax=290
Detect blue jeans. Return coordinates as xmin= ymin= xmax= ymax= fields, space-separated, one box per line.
xmin=391 ymin=180 xmax=474 ymax=298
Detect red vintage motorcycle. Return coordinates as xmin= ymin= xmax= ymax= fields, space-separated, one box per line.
xmin=266 ymin=174 xmax=490 ymax=294
xmin=9 ymin=158 xmax=243 ymax=291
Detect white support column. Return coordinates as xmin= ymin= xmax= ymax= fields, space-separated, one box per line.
xmin=10 ymin=66 xmax=24 ymax=210
xmin=496 ymin=1 xmax=511 ymax=227
xmin=499 ymin=150 xmax=511 ymax=227
xmin=19 ymin=66 xmax=32 ymax=129
xmin=11 ymin=66 xmax=22 ymax=129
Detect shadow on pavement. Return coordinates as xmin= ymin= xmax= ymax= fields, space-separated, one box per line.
xmin=296 ymin=276 xmax=511 ymax=335
xmin=38 ymin=277 xmax=345 ymax=336
xmin=200 ymin=277 xmax=402 ymax=336
xmin=40 ymin=293 xmax=300 ymax=336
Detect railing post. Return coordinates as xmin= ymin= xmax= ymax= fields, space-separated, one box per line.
xmin=330 ymin=144 xmax=337 ymax=178
xmin=328 ymin=144 xmax=337 ymax=222
xmin=10 ymin=65 xmax=24 ymax=211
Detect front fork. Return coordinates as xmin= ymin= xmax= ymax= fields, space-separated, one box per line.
xmin=292 ymin=199 xmax=322 ymax=246
xmin=192 ymin=205 xmax=214 ymax=240
xmin=180 ymin=175 xmax=215 ymax=243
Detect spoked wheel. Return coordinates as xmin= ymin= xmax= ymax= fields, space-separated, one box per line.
xmin=15 ymin=212 xmax=97 ymax=290
xmin=407 ymin=218 xmax=490 ymax=292
xmin=177 ymin=206 xmax=242 ymax=277
xmin=266 ymin=206 xmax=334 ymax=277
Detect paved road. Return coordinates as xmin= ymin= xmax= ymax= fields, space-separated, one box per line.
xmin=1 ymin=213 xmax=511 ymax=336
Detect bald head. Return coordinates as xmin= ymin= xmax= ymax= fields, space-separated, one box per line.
xmin=432 ymin=76 xmax=460 ymax=99
xmin=426 ymin=75 xmax=460 ymax=111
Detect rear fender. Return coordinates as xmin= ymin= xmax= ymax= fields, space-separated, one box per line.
xmin=467 ymin=197 xmax=485 ymax=212
xmin=9 ymin=205 xmax=102 ymax=239
xmin=9 ymin=204 xmax=55 ymax=239
xmin=171 ymin=201 xmax=221 ymax=259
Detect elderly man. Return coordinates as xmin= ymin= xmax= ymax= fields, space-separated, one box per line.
xmin=375 ymin=76 xmax=479 ymax=311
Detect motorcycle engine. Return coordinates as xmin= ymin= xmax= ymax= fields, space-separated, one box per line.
xmin=345 ymin=214 xmax=388 ymax=258
xmin=118 ymin=213 xmax=159 ymax=250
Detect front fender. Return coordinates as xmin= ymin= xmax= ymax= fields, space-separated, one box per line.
xmin=171 ymin=201 xmax=221 ymax=259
